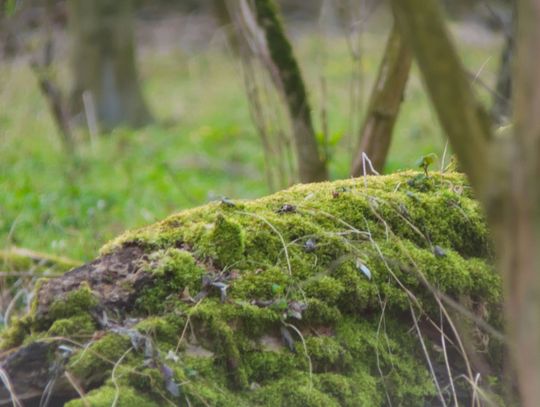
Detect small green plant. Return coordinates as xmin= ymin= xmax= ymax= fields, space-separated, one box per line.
xmin=416 ymin=153 xmax=438 ymax=176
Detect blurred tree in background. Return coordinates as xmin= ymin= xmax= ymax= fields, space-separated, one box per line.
xmin=67 ymin=0 xmax=152 ymax=132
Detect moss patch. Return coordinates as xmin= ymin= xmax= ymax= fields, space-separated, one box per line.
xmin=8 ymin=172 xmax=503 ymax=405
xmin=65 ymin=385 xmax=160 ymax=407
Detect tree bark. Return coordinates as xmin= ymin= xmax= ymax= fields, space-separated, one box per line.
xmin=497 ymin=0 xmax=540 ymax=403
xmin=391 ymin=0 xmax=491 ymax=192
xmin=252 ymin=0 xmax=328 ymax=183
xmin=391 ymin=0 xmax=540 ymax=404
xmin=350 ymin=24 xmax=412 ymax=176
xmin=67 ymin=0 xmax=152 ymax=132
xmin=491 ymin=32 xmax=513 ymax=125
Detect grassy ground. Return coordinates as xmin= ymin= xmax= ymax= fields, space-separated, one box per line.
xmin=0 ymin=19 xmax=502 ymax=262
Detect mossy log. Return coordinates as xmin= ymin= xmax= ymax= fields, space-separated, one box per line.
xmin=0 ymin=172 xmax=503 ymax=406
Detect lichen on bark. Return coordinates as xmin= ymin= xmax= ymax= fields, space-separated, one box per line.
xmin=0 ymin=172 xmax=503 ymax=406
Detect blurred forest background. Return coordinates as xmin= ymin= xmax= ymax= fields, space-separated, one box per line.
xmin=0 ymin=0 xmax=511 ymax=263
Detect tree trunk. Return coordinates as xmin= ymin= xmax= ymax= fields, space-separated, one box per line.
xmin=67 ymin=0 xmax=152 ymax=132
xmin=391 ymin=0 xmax=540 ymax=404
xmin=213 ymin=0 xmax=240 ymax=54
xmin=350 ymin=24 xmax=412 ymax=176
xmin=252 ymin=0 xmax=328 ymax=183
xmin=491 ymin=17 xmax=514 ymax=125
xmin=391 ymin=0 xmax=491 ymax=192
xmin=496 ymin=0 xmax=540 ymax=403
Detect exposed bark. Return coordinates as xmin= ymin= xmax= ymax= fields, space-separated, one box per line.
xmin=67 ymin=0 xmax=152 ymax=132
xmin=0 ymin=341 xmax=72 ymax=406
xmin=251 ymin=0 xmax=328 ymax=183
xmin=497 ymin=0 xmax=540 ymax=404
xmin=350 ymin=24 xmax=412 ymax=176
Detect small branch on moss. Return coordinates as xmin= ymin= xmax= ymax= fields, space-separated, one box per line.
xmin=0 ymin=246 xmax=82 ymax=270
xmin=282 ymin=321 xmax=313 ymax=388
xmin=111 ymin=347 xmax=132 ymax=407
xmin=409 ymin=303 xmax=447 ymax=406
xmin=64 ymin=371 xmax=89 ymax=407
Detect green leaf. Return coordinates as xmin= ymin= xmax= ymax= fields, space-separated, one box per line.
xmin=5 ymin=0 xmax=16 ymax=17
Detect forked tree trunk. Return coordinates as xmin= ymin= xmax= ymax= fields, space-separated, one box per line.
xmin=67 ymin=0 xmax=152 ymax=132
xmin=391 ymin=0 xmax=540 ymax=404
xmin=350 ymin=24 xmax=412 ymax=176
xmin=251 ymin=0 xmax=328 ymax=183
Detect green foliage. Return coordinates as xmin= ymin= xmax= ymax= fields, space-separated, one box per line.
xmin=4 ymin=0 xmax=16 ymax=16
xmin=0 ymin=25 xmax=504 ymax=405
xmin=0 ymin=27 xmax=499 ymax=261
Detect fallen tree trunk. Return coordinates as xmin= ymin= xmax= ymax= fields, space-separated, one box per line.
xmin=0 ymin=172 xmax=503 ymax=406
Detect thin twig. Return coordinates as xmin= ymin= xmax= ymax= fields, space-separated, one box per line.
xmin=111 ymin=347 xmax=133 ymax=407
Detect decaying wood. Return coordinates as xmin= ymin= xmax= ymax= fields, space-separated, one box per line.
xmin=35 ymin=246 xmax=147 ymax=318
xmin=0 ymin=246 xmax=150 ymax=405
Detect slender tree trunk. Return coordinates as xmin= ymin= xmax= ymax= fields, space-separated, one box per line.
xmin=213 ymin=0 xmax=240 ymax=54
xmin=252 ymin=0 xmax=328 ymax=183
xmin=391 ymin=0 xmax=491 ymax=191
xmin=391 ymin=0 xmax=540 ymax=404
xmin=350 ymin=24 xmax=412 ymax=176
xmin=491 ymin=33 xmax=513 ymax=124
xmin=499 ymin=0 xmax=540 ymax=403
xmin=67 ymin=0 xmax=152 ymax=132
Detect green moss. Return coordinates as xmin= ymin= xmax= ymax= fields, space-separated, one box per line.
xmin=211 ymin=214 xmax=245 ymax=267
xmin=220 ymin=302 xmax=281 ymax=338
xmin=190 ymin=303 xmax=248 ymax=389
xmin=0 ymin=315 xmax=32 ymax=350
xmin=336 ymin=318 xmax=436 ymax=404
xmin=302 ymin=298 xmax=342 ymax=326
xmin=13 ymin=172 xmax=502 ymax=405
xmin=315 ymin=372 xmax=381 ymax=407
xmin=48 ymin=282 xmax=98 ymax=321
xmin=249 ymin=374 xmax=340 ymax=407
xmin=127 ymin=366 xmax=165 ymax=394
xmin=47 ymin=315 xmax=95 ymax=338
xmin=305 ymin=336 xmax=352 ymax=373
xmin=65 ymin=385 xmax=160 ymax=407
xmin=303 ymin=276 xmax=344 ymax=305
xmin=134 ymin=314 xmax=184 ymax=348
xmin=244 ymin=349 xmax=302 ymax=383
xmin=68 ymin=333 xmax=131 ymax=386
xmin=136 ymin=248 xmax=204 ymax=313
xmin=230 ymin=266 xmax=290 ymax=300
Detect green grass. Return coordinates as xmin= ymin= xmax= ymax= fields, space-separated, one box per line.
xmin=0 ymin=23 xmax=502 ymax=261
